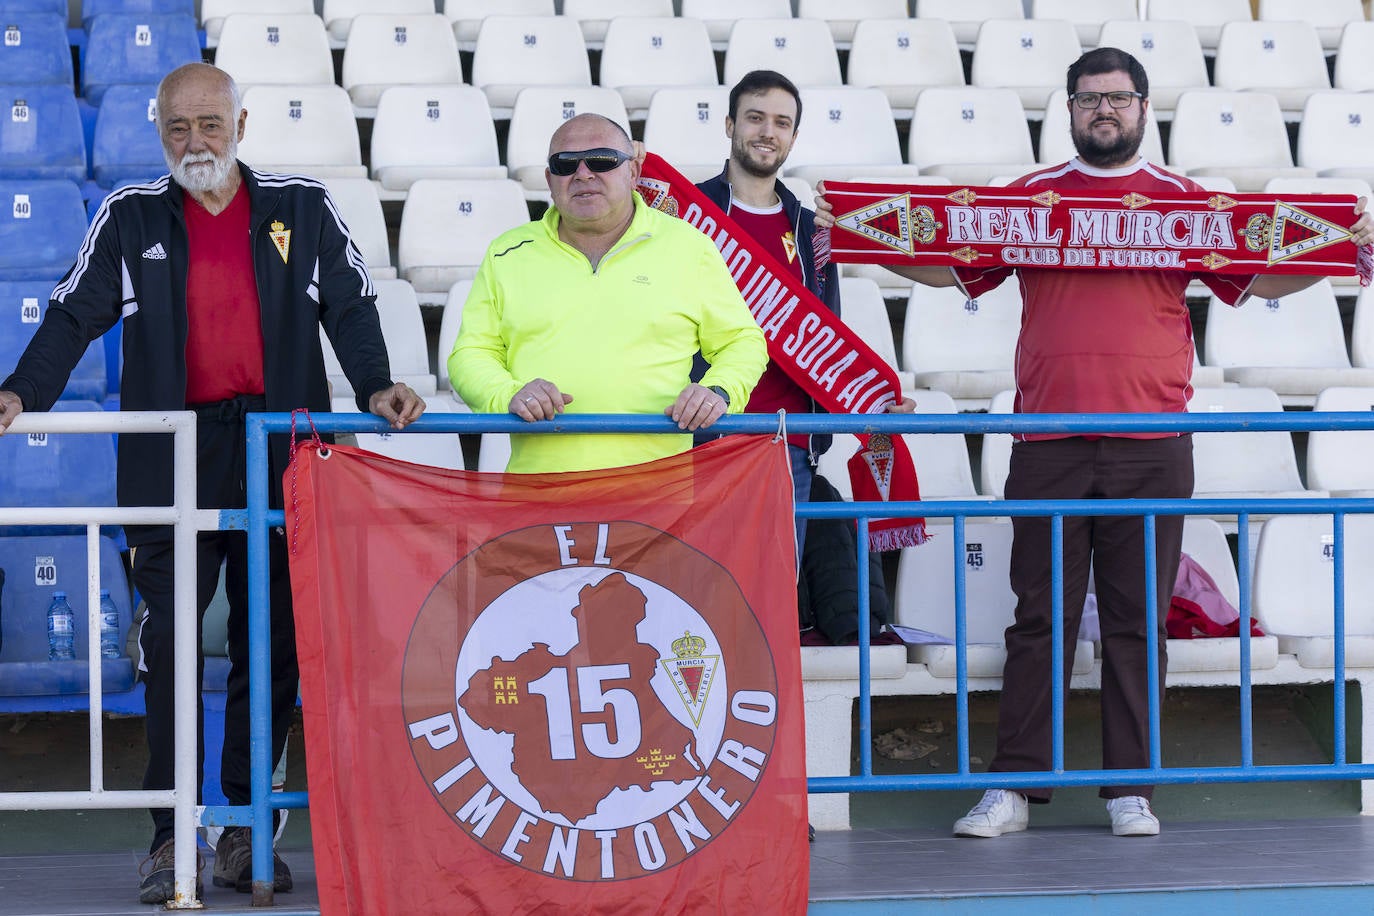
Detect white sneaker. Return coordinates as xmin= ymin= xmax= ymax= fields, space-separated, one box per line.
xmin=952 ymin=789 xmax=1029 ymax=838
xmin=1106 ymin=795 xmax=1160 ymax=836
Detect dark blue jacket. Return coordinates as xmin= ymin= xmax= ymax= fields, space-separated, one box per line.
xmin=696 ymin=165 xmax=841 ymax=458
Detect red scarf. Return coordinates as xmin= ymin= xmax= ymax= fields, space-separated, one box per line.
xmin=637 ymin=153 xmax=928 ymax=550
xmin=820 ymin=182 xmax=1374 ymax=286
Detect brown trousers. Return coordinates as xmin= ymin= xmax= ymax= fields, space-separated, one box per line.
xmin=991 ymin=434 xmax=1192 ymax=801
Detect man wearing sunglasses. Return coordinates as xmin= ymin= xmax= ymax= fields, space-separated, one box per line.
xmin=814 ymin=46 xmax=1373 ymax=840
xmin=450 ymin=114 xmax=767 ymax=473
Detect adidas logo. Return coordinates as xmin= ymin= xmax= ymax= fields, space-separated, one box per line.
xmin=142 ymin=243 xmax=167 ymax=260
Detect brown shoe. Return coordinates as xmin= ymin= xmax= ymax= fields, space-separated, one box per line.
xmin=213 ymin=826 xmax=293 ymax=893
xmin=137 ymin=838 xmax=203 ymax=904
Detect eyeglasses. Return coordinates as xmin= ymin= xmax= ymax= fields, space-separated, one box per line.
xmin=1070 ymin=91 xmax=1144 ymax=110
xmin=547 ymin=147 xmax=633 ymax=177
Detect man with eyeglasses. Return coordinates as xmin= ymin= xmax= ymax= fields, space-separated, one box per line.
xmin=814 ymin=46 xmax=1372 ymax=839
xmin=450 ymin=113 xmax=767 ymax=473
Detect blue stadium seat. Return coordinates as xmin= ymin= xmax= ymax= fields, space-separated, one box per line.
xmin=0 ymin=179 xmax=88 ymax=281
xmin=0 ymin=0 xmax=68 ymax=17
xmin=0 ymin=281 xmax=107 ymax=402
xmin=0 ymin=84 xmax=86 ymax=182
xmin=81 ymin=0 xmax=196 ymax=31
xmin=0 ymin=399 xmax=116 ymax=521
xmin=91 ymin=83 xmax=162 ymax=187
xmin=80 ymin=14 xmax=201 ymax=106
xmin=0 ymin=14 xmax=74 ymax=87
xmin=0 ymin=533 xmax=135 ymax=696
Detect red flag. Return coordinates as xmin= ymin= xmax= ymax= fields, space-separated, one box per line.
xmin=285 ymin=435 xmax=809 ymax=915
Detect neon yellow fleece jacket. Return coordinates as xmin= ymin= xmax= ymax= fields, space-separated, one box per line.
xmin=449 ymin=195 xmax=768 ymax=474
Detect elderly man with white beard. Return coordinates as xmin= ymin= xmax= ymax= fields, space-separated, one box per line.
xmin=0 ymin=62 xmax=424 ymax=903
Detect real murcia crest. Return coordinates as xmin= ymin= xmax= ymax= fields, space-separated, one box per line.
xmin=835 ymin=194 xmax=913 ymax=254
xmin=1267 ymin=202 xmax=1353 ymax=266
xmin=1120 ymin=192 xmax=1152 ymax=210
xmin=1208 ymin=193 xmax=1238 ymax=211
xmin=1200 ymin=251 xmax=1232 ymax=270
xmin=268 ymin=220 xmax=290 ymax=264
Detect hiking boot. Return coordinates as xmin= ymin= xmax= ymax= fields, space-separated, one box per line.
xmin=213 ymin=826 xmax=294 ymax=893
xmin=1107 ymin=795 xmax=1160 ymax=837
xmin=953 ymin=789 xmax=1029 ymax=838
xmin=137 ymin=839 xmax=203 ymax=904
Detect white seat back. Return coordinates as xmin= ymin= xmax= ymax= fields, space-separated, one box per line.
xmin=1205 ymin=280 xmax=1350 ymax=370
xmin=1030 ymin=0 xmax=1138 ymax=48
xmin=370 ymin=85 xmax=504 ymax=191
xmin=970 ymin=18 xmax=1082 ymax=117
xmin=1186 ymin=386 xmax=1305 ymax=494
xmin=894 ymin=520 xmax=1018 ymax=643
xmin=214 ymin=13 xmax=333 ymax=86
xmin=722 ymin=18 xmax=843 ymax=88
xmin=785 ymin=87 xmax=916 ymax=182
xmin=340 ymin=14 xmax=462 ymax=111
xmin=1335 ymin=21 xmax=1374 ymax=90
xmin=470 ymin=16 xmax=591 ymax=113
xmin=796 ymin=0 xmax=910 ymax=45
xmin=1254 ymin=514 xmax=1374 ymax=637
xmin=845 ymin=18 xmax=964 ymax=117
xmin=321 ymin=177 xmax=393 ymax=279
xmin=916 ymin=0 xmax=1023 ymax=47
xmin=562 ymin=0 xmax=675 ymax=45
xmin=397 ymin=178 xmax=530 ymax=294
xmin=641 ymin=86 xmax=732 ymax=183
xmin=322 ymin=0 xmax=433 ymax=43
xmin=1297 ymin=91 xmax=1374 ymax=175
xmin=1307 ymin=387 xmax=1374 ymax=494
xmin=1145 ymin=0 xmax=1251 ymax=51
xmin=444 ymin=0 xmax=556 ymax=49
xmin=680 ymin=0 xmax=792 ymax=45
xmin=598 ymin=17 xmax=718 ymax=116
xmin=437 ymin=280 xmax=473 ymax=394
xmin=236 ymin=84 xmax=365 ymax=178
xmin=202 ymin=0 xmax=314 ymax=45
xmin=907 ymin=87 xmax=1035 ymax=181
xmin=1094 ymin=19 xmax=1208 ymax=117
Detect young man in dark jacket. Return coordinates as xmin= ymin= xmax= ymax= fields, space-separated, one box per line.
xmin=696 ymin=70 xmax=841 ymax=555
xmin=0 ymin=62 xmax=424 ymax=903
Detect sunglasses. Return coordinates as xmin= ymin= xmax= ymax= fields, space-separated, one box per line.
xmin=547 ymin=147 xmax=632 ymax=177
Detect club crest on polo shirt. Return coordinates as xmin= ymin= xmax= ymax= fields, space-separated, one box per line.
xmin=780 ymin=230 xmax=797 ymax=264
xmin=401 ymin=521 xmax=779 ymax=882
xmin=269 ymin=220 xmax=290 ymax=264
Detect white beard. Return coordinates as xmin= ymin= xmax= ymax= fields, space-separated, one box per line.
xmin=168 ymin=141 xmax=237 ymax=193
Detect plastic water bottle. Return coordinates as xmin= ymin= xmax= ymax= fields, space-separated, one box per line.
xmin=47 ymin=591 xmax=75 ymax=661
xmin=99 ymin=590 xmax=121 ymax=659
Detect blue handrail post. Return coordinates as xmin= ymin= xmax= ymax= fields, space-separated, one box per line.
xmin=244 ymin=417 xmax=275 ymax=905
xmin=1238 ymin=512 xmax=1255 ymax=767
xmin=1051 ymin=514 xmax=1065 ymax=774
xmin=953 ymin=514 xmax=971 ymax=775
xmin=1335 ymin=512 xmax=1348 ymax=766
xmin=1144 ymin=514 xmax=1162 ymax=769
xmin=856 ymin=516 xmax=873 ymax=778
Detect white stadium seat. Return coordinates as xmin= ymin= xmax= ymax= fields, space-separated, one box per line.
xmin=1146 ymin=0 xmax=1252 ymax=53
xmin=322 ymin=279 xmax=436 ymax=398
xmin=321 ymin=177 xmax=395 ymax=280
xmin=235 ymin=84 xmax=366 ymax=178
xmin=796 ymin=0 xmax=910 ymax=46
xmin=1259 ymin=0 xmax=1364 ymax=53
xmin=836 ymin=276 xmax=911 ymax=389
xmin=680 ymin=0 xmax=792 ymax=47
xmin=477 ymin=432 xmax=512 ymax=472
xmin=1030 ymin=0 xmax=1139 ymax=49
xmin=505 ymin=87 xmax=632 ymax=199
xmin=340 ymin=14 xmax=462 ymax=114
xmin=1168 ymin=90 xmax=1314 ymax=191
xmin=370 ymin=86 xmax=506 ymax=193
xmin=1204 ymin=280 xmax=1374 ymax=406
xmin=396 ymin=178 xmax=530 ymax=304
xmin=979 ymin=389 xmax=1014 ymax=498
xmin=1094 ymin=19 xmax=1209 ymax=120
xmin=845 ymin=18 xmax=964 ymax=119
xmin=722 ymin=18 xmax=843 ymax=89
xmin=598 ymin=17 xmax=718 ymax=119
xmin=1334 ymin=21 xmax=1374 ymax=91
xmin=1295 ymin=91 xmax=1374 ymax=185
xmin=894 ymin=520 xmax=1094 ymax=677
xmin=641 ymin=86 xmax=732 ymax=184
xmin=444 ymin=0 xmax=555 ymax=52
xmin=970 ymin=18 xmax=1082 ymax=119
xmin=816 ymin=393 xmax=981 ymax=504
xmin=1307 ymin=387 xmax=1374 ymax=498
xmin=201 ymin=0 xmax=314 ymax=47
xmin=1253 ymin=514 xmax=1374 ymax=668
xmin=1352 ymin=286 xmax=1374 ymax=370
xmin=1212 ymin=20 xmax=1331 ymax=118
xmin=1186 ymin=385 xmax=1326 ymax=509
xmin=1038 ymin=87 xmax=1165 ymax=165
xmin=1171 ymin=516 xmax=1281 ymax=674
xmin=470 ymin=16 xmax=591 ymax=116
xmin=907 ymin=87 xmax=1037 ymax=186
xmin=436 ymin=280 xmax=472 ymax=395
xmin=561 ymin=0 xmax=674 ymax=46
xmin=783 ymin=87 xmax=921 ymax=183
xmin=321 ymin=0 xmax=433 ymax=45
xmin=916 ymin=0 xmax=1024 ymax=49
xmin=213 ymin=13 xmax=333 ymax=86
xmin=902 ymin=278 xmax=1021 ymax=411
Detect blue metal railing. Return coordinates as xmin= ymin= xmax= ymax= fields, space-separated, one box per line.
xmin=229 ymin=409 xmax=1374 ymax=899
